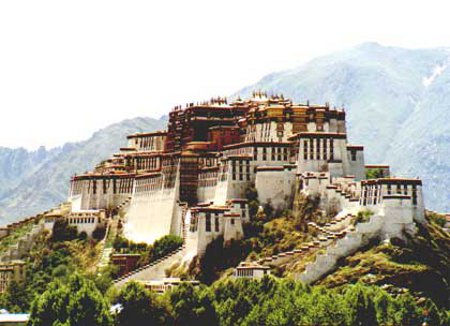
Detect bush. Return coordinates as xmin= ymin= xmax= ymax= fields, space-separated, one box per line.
xmin=150 ymin=235 xmax=183 ymax=261
xmin=366 ymin=168 xmax=384 ymax=179
xmin=51 ymin=219 xmax=78 ymax=242
xmin=92 ymin=225 xmax=107 ymax=241
xmin=78 ymin=231 xmax=88 ymax=241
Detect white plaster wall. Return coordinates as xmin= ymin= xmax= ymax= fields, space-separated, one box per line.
xmin=255 ymin=169 xmax=296 ymax=210
xmin=124 ymin=169 xmax=181 ymax=244
xmin=223 ymin=217 xmax=244 ymax=242
xmin=343 ymin=150 xmax=365 ymax=180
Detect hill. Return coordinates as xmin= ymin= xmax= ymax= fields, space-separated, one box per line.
xmin=0 ymin=117 xmax=166 ymax=224
xmin=236 ymin=42 xmax=450 ymax=212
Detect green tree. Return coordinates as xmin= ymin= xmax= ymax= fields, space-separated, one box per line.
xmin=344 ymin=283 xmax=377 ymax=326
xmin=245 ymin=185 xmax=259 ymax=218
xmin=393 ymin=293 xmax=421 ymax=326
xmin=2 ymin=279 xmax=31 ymax=312
xmin=169 ymin=283 xmax=218 ymax=326
xmin=116 ymin=282 xmax=170 ymax=326
xmin=28 ymin=274 xmax=112 ymax=326
xmin=28 ymin=280 xmax=69 ymax=326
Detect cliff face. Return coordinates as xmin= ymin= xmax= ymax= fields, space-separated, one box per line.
xmin=236 ymin=43 xmax=450 ymax=212
xmin=0 ymin=117 xmax=166 ymax=224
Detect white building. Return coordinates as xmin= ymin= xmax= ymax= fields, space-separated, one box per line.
xmin=233 ymin=262 xmax=271 ymax=279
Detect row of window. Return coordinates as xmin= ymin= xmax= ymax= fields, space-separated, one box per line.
xmin=189 ymin=213 xmax=235 ymax=233
xmin=257 ymin=147 xmax=289 ymax=161
xmin=68 ymin=217 xmax=97 ymax=224
xmin=303 ymin=138 xmax=334 ymax=161
xmin=73 ymin=179 xmax=134 ymax=195
xmin=361 ymin=184 xmax=419 ymax=205
xmin=135 ymin=157 xmax=160 ymax=170
xmin=134 ymin=136 xmax=164 ymax=151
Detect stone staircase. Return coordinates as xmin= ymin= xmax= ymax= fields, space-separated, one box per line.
xmin=116 ymin=196 xmax=132 ymax=213
xmin=298 ymin=213 xmax=384 ymax=284
xmin=97 ymin=196 xmax=132 ymax=270
xmin=111 ymin=201 xmax=189 ymax=287
xmin=255 ymin=229 xmax=348 ymax=267
xmin=112 ymin=246 xmax=184 ymax=288
xmin=307 ymin=213 xmax=355 ymax=236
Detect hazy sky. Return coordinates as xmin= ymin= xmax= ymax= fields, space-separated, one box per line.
xmin=1 ymin=0 xmax=450 ymax=149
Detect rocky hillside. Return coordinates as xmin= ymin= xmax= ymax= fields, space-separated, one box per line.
xmin=236 ymin=42 xmax=450 ymax=212
xmin=0 ymin=117 xmax=166 ymax=224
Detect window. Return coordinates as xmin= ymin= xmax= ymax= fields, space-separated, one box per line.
xmin=231 ymin=218 xmax=235 ymax=225
xmin=316 ymin=139 xmax=321 ymax=160
xmin=412 ymin=185 xmax=418 ymax=205
xmin=205 ymin=213 xmax=211 ymax=232
xmin=303 ymin=140 xmax=308 ymax=160
xmin=330 ymin=139 xmax=334 ymax=160
xmin=215 ymin=217 xmax=219 ymax=232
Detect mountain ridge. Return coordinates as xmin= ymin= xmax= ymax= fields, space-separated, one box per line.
xmin=0 ymin=116 xmax=166 ymax=224
xmin=235 ymin=42 xmax=450 ymax=211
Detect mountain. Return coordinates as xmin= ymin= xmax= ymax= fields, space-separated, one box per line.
xmin=0 ymin=117 xmax=166 ymax=224
xmin=236 ymin=42 xmax=450 ymax=212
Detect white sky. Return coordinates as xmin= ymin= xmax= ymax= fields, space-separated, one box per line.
xmin=1 ymin=0 xmax=450 ymax=149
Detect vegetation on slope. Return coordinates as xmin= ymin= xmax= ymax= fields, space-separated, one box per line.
xmin=186 ymin=188 xmax=321 ymax=284
xmin=0 ymin=220 xmax=106 ymax=312
xmin=29 ymin=275 xmax=450 ymax=326
xmin=318 ymin=212 xmax=450 ymax=309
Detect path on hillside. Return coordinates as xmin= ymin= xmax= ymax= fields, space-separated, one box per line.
xmin=97 ymin=216 xmax=119 ymax=270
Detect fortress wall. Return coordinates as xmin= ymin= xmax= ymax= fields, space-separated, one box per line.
xmin=197 ymin=168 xmax=219 ymax=203
xmin=343 ymin=147 xmax=365 ymax=180
xmin=223 ymin=215 xmax=244 ymax=242
xmin=380 ymin=197 xmax=416 ymax=238
xmin=187 ymin=212 xmax=223 ymax=255
xmin=71 ymin=177 xmax=133 ymax=211
xmin=124 ymin=168 xmax=180 ymax=244
xmin=228 ymin=201 xmax=250 ymax=223
xmin=197 ymin=185 xmax=216 ymax=203
xmin=255 ymin=167 xmax=296 ymax=210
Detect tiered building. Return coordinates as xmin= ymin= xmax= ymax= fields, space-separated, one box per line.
xmin=69 ymin=91 xmax=425 ymax=261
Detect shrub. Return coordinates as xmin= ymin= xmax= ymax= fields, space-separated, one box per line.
xmin=92 ymin=225 xmax=107 ymax=241
xmin=51 ymin=219 xmax=78 ymax=242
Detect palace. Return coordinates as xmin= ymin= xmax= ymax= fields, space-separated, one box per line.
xmin=68 ymin=91 xmax=425 ymax=282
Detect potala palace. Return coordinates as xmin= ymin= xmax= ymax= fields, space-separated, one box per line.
xmin=66 ymin=91 xmax=426 ymax=286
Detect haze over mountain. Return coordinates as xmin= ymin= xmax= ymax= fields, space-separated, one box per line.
xmin=0 ymin=42 xmax=449 ymax=224
xmin=236 ymin=42 xmax=450 ymax=212
xmin=0 ymin=117 xmax=166 ymax=224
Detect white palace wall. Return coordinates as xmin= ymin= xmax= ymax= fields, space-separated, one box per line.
xmin=124 ymin=167 xmax=182 ymax=244
xmin=255 ymin=165 xmax=296 ymax=211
